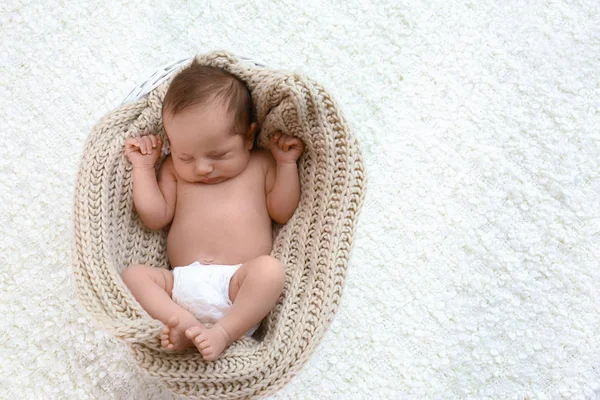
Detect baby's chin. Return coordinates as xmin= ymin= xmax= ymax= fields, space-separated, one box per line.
xmin=177 ymin=163 xmax=248 ymax=185
xmin=179 ymin=175 xmax=229 ymax=185
xmin=198 ymin=176 xmax=227 ymax=184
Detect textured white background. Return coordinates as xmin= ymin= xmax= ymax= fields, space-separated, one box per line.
xmin=1 ymin=0 xmax=599 ymax=399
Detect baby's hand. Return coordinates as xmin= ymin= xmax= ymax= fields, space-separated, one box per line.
xmin=269 ymin=131 xmax=305 ymax=164
xmin=124 ymin=134 xmax=162 ymax=168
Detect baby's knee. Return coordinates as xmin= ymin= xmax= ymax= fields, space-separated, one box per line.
xmin=121 ymin=264 xmax=148 ymax=284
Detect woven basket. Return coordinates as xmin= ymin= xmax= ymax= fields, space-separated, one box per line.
xmin=122 ymin=55 xmax=271 ymax=105
xmin=72 ymin=50 xmax=366 ymax=399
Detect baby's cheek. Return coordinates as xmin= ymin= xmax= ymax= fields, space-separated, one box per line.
xmin=181 ymin=166 xmax=195 ymax=180
xmin=174 ymin=164 xmax=187 ymax=178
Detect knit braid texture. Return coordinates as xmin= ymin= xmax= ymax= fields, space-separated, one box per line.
xmin=72 ymin=50 xmax=366 ymax=399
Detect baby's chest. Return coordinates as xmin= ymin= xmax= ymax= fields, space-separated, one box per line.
xmin=176 ymin=175 xmax=267 ymax=218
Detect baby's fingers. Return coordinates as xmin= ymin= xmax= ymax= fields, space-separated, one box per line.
xmin=125 ymin=138 xmax=141 ymax=153
xmin=150 ymin=135 xmax=162 ymax=149
xmin=269 ymin=132 xmax=282 ymax=153
xmin=290 ymin=137 xmax=303 ymax=145
xmin=288 ymin=137 xmax=305 ymax=151
xmin=140 ymin=136 xmax=154 ymax=154
xmin=270 ymin=131 xmax=282 ymax=143
xmin=136 ymin=138 xmax=146 ymax=154
xmin=282 ymin=137 xmax=291 ymax=152
xmin=282 ymin=135 xmax=303 ymax=152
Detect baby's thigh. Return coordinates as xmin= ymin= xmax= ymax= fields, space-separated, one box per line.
xmin=121 ymin=264 xmax=175 ymax=297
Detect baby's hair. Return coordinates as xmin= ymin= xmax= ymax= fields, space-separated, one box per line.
xmin=162 ymin=59 xmax=255 ymax=138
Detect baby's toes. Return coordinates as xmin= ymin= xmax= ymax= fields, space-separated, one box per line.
xmin=200 ymin=344 xmax=213 ymax=357
xmin=194 ymin=337 xmax=213 ymax=357
xmin=160 ymin=326 xmax=171 ymax=347
xmin=160 ymin=332 xmax=172 ymax=349
xmin=185 ymin=326 xmax=203 ymax=340
xmin=202 ymin=348 xmax=218 ymax=361
xmin=195 ymin=337 xmax=210 ymax=350
xmin=161 ymin=325 xmax=169 ymax=337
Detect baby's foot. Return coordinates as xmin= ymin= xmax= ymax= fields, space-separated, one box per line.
xmin=185 ymin=323 xmax=231 ymax=361
xmin=160 ymin=315 xmax=199 ymax=351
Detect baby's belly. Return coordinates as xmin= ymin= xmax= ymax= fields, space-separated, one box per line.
xmin=166 ymin=204 xmax=273 ymax=267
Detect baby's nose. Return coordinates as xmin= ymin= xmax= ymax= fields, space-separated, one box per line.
xmin=195 ymin=160 xmax=213 ymax=175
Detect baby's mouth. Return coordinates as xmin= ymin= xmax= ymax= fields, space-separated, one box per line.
xmin=199 ymin=177 xmax=222 ymax=184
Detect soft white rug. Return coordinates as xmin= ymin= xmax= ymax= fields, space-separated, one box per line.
xmin=1 ymin=0 xmax=599 ymax=399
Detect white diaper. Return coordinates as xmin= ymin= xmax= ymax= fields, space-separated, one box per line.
xmin=171 ymin=261 xmax=260 ymax=337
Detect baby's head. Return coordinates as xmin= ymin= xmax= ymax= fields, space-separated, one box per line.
xmin=161 ymin=60 xmax=258 ymax=184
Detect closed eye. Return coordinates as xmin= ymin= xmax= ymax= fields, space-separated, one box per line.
xmin=211 ymin=152 xmax=229 ymax=160
xmin=179 ymin=157 xmax=193 ymax=163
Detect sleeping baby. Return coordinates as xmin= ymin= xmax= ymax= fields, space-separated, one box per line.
xmin=121 ymin=59 xmax=304 ymax=361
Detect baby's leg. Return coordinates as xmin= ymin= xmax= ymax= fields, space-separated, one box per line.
xmin=185 ymin=255 xmax=285 ymax=360
xmin=121 ymin=264 xmax=203 ymax=350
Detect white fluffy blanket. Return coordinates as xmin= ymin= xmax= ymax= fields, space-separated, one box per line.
xmin=1 ymin=0 xmax=598 ymax=399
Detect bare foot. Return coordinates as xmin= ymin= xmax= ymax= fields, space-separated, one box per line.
xmin=160 ymin=315 xmax=202 ymax=351
xmin=185 ymin=323 xmax=231 ymax=361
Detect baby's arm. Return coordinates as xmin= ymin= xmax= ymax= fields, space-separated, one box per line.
xmin=132 ymin=157 xmax=176 ymax=230
xmin=125 ymin=135 xmax=177 ymax=230
xmin=266 ymin=131 xmax=304 ymax=224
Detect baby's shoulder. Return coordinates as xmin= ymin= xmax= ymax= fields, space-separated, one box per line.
xmin=251 ymin=149 xmax=276 ymax=171
xmin=250 ymin=148 xmax=272 ymax=159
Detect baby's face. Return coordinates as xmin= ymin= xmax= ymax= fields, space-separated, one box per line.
xmin=163 ymin=102 xmax=254 ymax=184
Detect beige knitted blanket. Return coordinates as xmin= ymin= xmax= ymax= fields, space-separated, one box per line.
xmin=72 ymin=51 xmax=366 ymax=399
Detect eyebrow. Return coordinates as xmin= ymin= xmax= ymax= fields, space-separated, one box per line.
xmin=177 ymin=149 xmax=229 ymax=158
xmin=207 ymin=149 xmax=229 ymax=156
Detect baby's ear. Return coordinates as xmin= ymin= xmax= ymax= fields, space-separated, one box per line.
xmin=246 ymin=122 xmax=259 ymax=150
